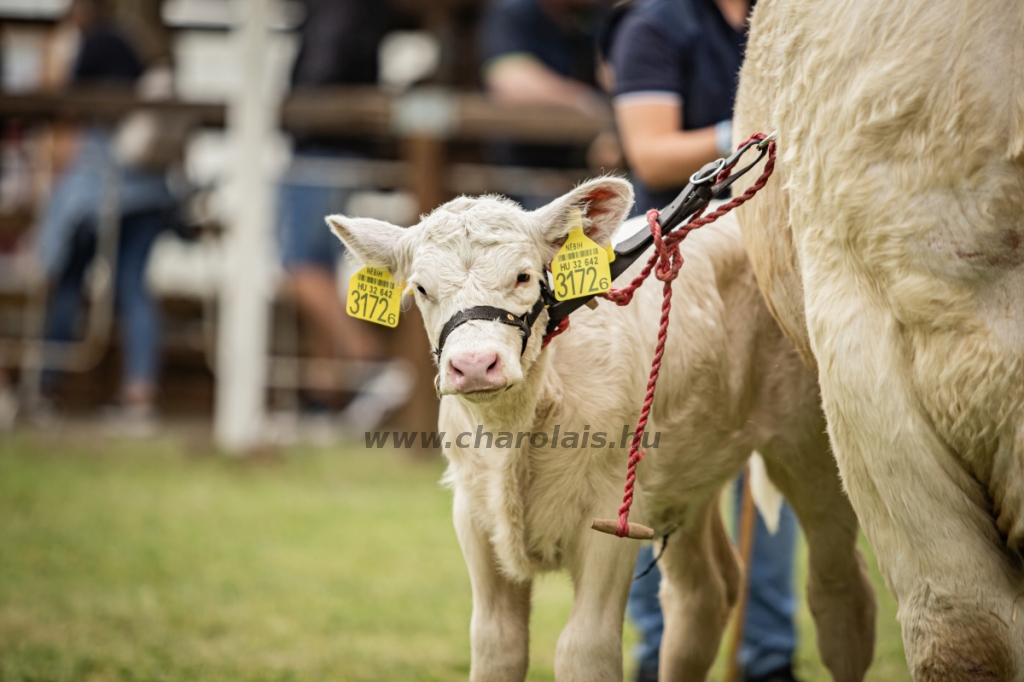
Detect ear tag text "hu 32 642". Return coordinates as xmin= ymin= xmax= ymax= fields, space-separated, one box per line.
xmin=552 ymin=208 xmax=612 ymax=301
xmin=347 ymin=265 xmax=402 ymax=328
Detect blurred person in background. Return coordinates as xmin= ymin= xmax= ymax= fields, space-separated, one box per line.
xmin=277 ymin=0 xmax=409 ymax=421
xmin=478 ymin=0 xmax=616 ymax=204
xmin=611 ymin=0 xmax=745 ymax=214
xmin=35 ymin=0 xmax=178 ymax=433
xmin=609 ymin=2 xmax=802 ymax=681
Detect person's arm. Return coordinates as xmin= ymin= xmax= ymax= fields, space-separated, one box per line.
xmin=477 ymin=0 xmax=604 ymax=114
xmin=614 ymin=96 xmax=718 ymax=191
xmin=610 ymin=13 xmax=732 ymax=191
xmin=484 ymin=54 xmax=605 ymax=114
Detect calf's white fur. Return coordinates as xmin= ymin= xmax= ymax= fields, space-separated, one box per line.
xmin=733 ymin=0 xmax=1024 ymax=679
xmin=329 ymin=178 xmax=875 ymax=681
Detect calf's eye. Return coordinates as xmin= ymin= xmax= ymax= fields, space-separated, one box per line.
xmin=516 ymin=273 xmax=530 ymax=284
xmin=416 ymin=284 xmax=427 ymax=296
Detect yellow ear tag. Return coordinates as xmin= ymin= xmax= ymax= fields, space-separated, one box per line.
xmin=347 ymin=264 xmax=402 ymax=328
xmin=551 ymin=208 xmax=613 ymax=301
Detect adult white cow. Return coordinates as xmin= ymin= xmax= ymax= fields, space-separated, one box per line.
xmin=328 ymin=178 xmax=876 ymax=681
xmin=732 ymin=0 xmax=1024 ymax=679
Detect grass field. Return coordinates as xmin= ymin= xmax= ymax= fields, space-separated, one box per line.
xmin=0 ymin=430 xmax=911 ymax=681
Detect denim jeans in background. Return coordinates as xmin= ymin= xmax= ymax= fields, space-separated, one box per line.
xmin=628 ymin=475 xmax=798 ymax=678
xmin=628 ymin=544 xmax=664 ymax=671
xmin=36 ymin=130 xmax=176 ymax=278
xmin=44 ymin=210 xmax=170 ymax=392
xmin=277 ymin=153 xmax=359 ymax=272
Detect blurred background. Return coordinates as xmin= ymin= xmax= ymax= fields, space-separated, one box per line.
xmin=0 ymin=1 xmax=910 ymax=680
xmin=0 ymin=0 xmax=621 ymax=447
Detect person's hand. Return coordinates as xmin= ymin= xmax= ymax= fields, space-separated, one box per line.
xmin=715 ymin=120 xmax=734 ymax=157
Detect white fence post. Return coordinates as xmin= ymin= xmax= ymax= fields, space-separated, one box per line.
xmin=214 ymin=0 xmax=277 ymax=451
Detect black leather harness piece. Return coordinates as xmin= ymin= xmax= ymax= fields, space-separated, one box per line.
xmin=432 ymin=135 xmax=774 ymax=363
xmin=542 ymin=135 xmax=774 ymax=335
xmin=433 ymin=279 xmax=555 ymax=361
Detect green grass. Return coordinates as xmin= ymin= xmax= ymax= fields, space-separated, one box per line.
xmin=0 ymin=431 xmax=910 ymax=681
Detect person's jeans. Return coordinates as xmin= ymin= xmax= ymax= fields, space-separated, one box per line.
xmin=628 ymin=474 xmax=798 ymax=678
xmin=277 ymin=151 xmax=360 ymax=272
xmin=44 ymin=210 xmax=169 ymax=393
xmin=628 ymin=545 xmax=665 ymax=671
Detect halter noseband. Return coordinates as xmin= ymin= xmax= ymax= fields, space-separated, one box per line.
xmin=433 ymin=279 xmax=555 ymax=362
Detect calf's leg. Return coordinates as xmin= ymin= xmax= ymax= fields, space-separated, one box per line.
xmin=556 ymin=524 xmax=639 ymax=682
xmin=453 ymin=490 xmax=532 ymax=682
xmin=657 ymin=496 xmax=740 ymax=681
xmin=761 ymin=433 xmax=876 ymax=682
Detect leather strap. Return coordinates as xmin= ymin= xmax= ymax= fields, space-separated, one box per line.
xmin=543 ymin=137 xmax=773 ymax=335
xmin=434 ymin=281 xmax=552 ymax=361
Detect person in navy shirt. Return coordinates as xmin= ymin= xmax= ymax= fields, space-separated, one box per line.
xmin=611 ymin=0 xmax=748 ymax=213
xmin=478 ymin=0 xmax=610 ymax=174
xmin=480 ymin=0 xmax=606 ymax=94
xmin=610 ymin=3 xmax=803 ymax=682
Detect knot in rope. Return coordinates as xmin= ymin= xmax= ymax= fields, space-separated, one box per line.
xmin=648 ymin=208 xmax=684 ymax=283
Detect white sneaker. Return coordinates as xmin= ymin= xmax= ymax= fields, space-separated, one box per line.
xmin=338 ymin=358 xmax=415 ymax=434
xmin=101 ymin=403 xmax=159 ymax=439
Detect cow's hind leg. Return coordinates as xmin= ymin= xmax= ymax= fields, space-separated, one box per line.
xmin=808 ymin=277 xmax=1024 ymax=682
xmin=761 ymin=432 xmax=877 ymax=682
xmin=657 ymin=495 xmax=741 ymax=681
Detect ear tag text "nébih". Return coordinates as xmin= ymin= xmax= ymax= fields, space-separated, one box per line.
xmin=552 ymin=208 xmax=612 ymax=301
xmin=347 ymin=265 xmax=402 ymax=328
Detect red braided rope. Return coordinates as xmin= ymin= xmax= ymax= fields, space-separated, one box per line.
xmin=606 ymin=134 xmax=777 ymax=537
xmin=542 ymin=316 xmax=570 ymax=347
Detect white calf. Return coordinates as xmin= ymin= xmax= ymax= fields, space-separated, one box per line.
xmin=733 ymin=0 xmax=1024 ymax=679
xmin=329 ymin=178 xmax=875 ymax=681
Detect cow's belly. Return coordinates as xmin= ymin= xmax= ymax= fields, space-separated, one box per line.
xmin=795 ymin=155 xmax=1024 ymax=544
xmin=908 ymin=239 xmax=1024 ymax=529
xmin=771 ymin=0 xmax=1024 ymax=497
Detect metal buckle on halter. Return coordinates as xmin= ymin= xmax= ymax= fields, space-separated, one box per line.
xmin=689 ymin=158 xmax=726 ymax=186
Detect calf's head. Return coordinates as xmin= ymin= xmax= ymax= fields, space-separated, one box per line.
xmin=327 ymin=177 xmax=633 ymax=403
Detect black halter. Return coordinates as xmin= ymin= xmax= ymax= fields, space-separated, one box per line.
xmin=434 ymin=279 xmax=556 ymax=361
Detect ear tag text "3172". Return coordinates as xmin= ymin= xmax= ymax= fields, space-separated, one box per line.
xmin=552 ymin=208 xmax=612 ymax=301
xmin=347 ymin=265 xmax=402 ymax=328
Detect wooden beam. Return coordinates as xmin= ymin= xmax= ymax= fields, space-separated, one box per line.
xmin=0 ymin=90 xmax=225 ymax=127
xmin=458 ymin=93 xmax=609 ymax=144
xmin=280 ymin=87 xmax=392 ymax=137
xmin=0 ymin=88 xmax=612 ymax=145
xmin=388 ymin=134 xmax=450 ymax=441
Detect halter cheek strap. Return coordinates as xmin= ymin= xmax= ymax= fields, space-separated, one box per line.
xmin=433 ymin=280 xmax=553 ymax=362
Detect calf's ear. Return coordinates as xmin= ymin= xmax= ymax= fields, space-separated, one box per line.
xmin=533 ymin=176 xmax=634 ymax=247
xmin=326 ymin=215 xmax=412 ymax=276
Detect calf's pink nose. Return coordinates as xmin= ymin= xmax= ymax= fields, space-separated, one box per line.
xmin=448 ymin=352 xmax=506 ymax=392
